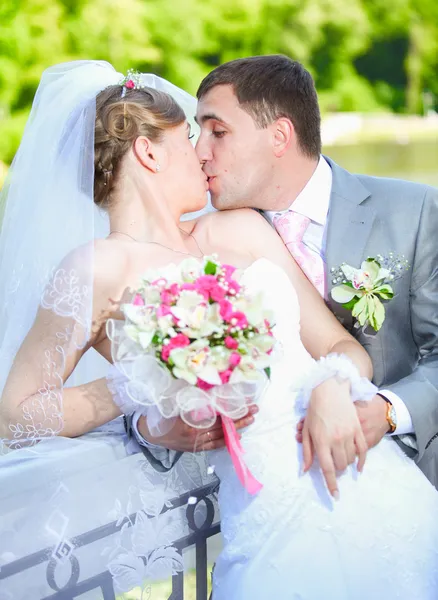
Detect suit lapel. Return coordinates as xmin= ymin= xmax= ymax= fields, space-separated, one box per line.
xmin=324 ymin=158 xmax=376 ymax=329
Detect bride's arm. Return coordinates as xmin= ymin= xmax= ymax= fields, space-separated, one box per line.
xmin=0 ymin=243 xmax=124 ymax=441
xmin=217 ymin=209 xmax=372 ymax=497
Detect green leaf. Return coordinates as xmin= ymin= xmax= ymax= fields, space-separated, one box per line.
xmin=204 ymin=260 xmax=217 ymax=275
xmin=369 ymin=297 xmax=385 ymax=331
xmin=264 ymin=367 xmax=271 ymax=380
xmin=375 ymin=284 xmax=394 ymax=300
xmin=352 ymin=295 xmax=369 ymax=326
xmin=365 ymin=257 xmax=381 ymax=268
xmin=331 ymin=284 xmax=358 ymax=304
xmin=342 ymin=297 xmax=360 ymax=311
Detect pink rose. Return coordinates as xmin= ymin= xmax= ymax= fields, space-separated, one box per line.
xmin=161 ymin=289 xmax=174 ymax=305
xmin=219 ymin=369 xmax=233 ymax=384
xmin=196 ymin=275 xmax=218 ymax=290
xmin=133 ymin=294 xmax=144 ymax=306
xmin=219 ymin=299 xmax=234 ymax=321
xmin=210 ymin=284 xmax=226 ymax=302
xmin=157 ymin=304 xmax=172 ymax=318
xmin=222 ymin=264 xmax=236 ymax=281
xmin=197 ymin=378 xmax=215 ymax=391
xmin=227 ymin=279 xmax=241 ymax=296
xmin=181 ymin=282 xmax=197 ymax=291
xmin=229 ymin=352 xmax=241 ymax=368
xmin=229 ymin=312 xmax=248 ymax=329
xmin=225 ymin=336 xmax=239 ymax=350
xmin=196 ymin=275 xmax=220 ymax=300
xmin=125 ymin=80 xmax=135 ymax=89
xmin=169 ymin=283 xmax=180 ymax=296
xmin=161 ymin=333 xmax=190 ymax=362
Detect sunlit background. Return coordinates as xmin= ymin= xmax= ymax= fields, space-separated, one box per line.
xmin=0 ymin=0 xmax=437 ymax=189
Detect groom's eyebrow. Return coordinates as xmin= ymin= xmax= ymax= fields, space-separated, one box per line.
xmin=195 ymin=113 xmax=228 ymax=125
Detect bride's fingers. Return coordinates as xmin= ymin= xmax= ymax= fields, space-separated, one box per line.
xmin=302 ymin=424 xmax=314 ymax=473
xmin=331 ymin=443 xmax=349 ymax=473
xmin=314 ymin=443 xmax=338 ymax=499
xmin=355 ymin=430 xmax=368 ymax=473
xmin=233 ymin=407 xmax=259 ymax=431
xmin=345 ymin=439 xmax=357 ymax=466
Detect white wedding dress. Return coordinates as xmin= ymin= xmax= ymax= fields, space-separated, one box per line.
xmin=210 ymin=258 xmax=438 ymax=600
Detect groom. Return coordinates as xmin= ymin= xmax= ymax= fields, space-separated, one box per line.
xmin=131 ymin=55 xmax=438 ymax=486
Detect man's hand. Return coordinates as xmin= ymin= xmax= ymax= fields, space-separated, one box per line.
xmin=300 ymin=379 xmax=368 ymax=499
xmin=355 ymin=394 xmax=390 ymax=448
xmin=297 ymin=394 xmax=389 ymax=447
xmin=137 ymin=405 xmax=259 ymax=452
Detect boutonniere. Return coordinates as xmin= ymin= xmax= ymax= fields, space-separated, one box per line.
xmin=330 ymin=255 xmax=409 ymax=332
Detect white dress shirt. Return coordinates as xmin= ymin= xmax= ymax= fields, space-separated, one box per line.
xmin=266 ymin=156 xmax=413 ymax=437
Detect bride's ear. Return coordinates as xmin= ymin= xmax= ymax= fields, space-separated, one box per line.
xmin=132 ymin=136 xmax=162 ymax=173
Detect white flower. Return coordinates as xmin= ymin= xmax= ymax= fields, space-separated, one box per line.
xmin=331 ymin=257 xmax=396 ymax=332
xmin=122 ymin=305 xmax=157 ymax=349
xmin=171 ymin=293 xmax=223 ymax=339
xmin=171 ymin=339 xmax=221 ymax=385
xmin=142 ymin=285 xmax=161 ymax=305
xmin=180 ymin=257 xmax=203 ymax=282
xmin=141 ymin=262 xmax=182 ymax=286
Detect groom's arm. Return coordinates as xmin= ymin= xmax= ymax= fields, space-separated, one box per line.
xmin=385 ymin=186 xmax=438 ymax=462
xmin=125 ymin=414 xmax=183 ymax=472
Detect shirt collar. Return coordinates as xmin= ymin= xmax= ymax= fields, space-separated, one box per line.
xmin=265 ymin=156 xmax=333 ymax=226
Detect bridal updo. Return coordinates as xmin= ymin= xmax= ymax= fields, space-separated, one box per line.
xmin=94 ymin=85 xmax=185 ymax=206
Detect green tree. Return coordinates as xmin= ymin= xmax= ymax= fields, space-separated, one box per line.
xmin=361 ymin=0 xmax=438 ymax=113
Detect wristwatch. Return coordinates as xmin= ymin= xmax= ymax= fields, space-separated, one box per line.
xmin=380 ymin=396 xmax=397 ymax=433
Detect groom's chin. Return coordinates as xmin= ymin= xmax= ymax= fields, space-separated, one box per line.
xmin=210 ymin=192 xmax=237 ymax=211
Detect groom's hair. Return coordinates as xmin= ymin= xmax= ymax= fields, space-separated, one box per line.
xmin=197 ymin=55 xmax=321 ymax=158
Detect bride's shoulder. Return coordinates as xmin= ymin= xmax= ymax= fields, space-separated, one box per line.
xmin=92 ymin=238 xmax=130 ymax=284
xmin=197 ymin=208 xmax=269 ymax=235
xmin=54 ymin=239 xmax=129 ymax=291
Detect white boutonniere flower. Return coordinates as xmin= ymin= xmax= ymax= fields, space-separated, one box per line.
xmin=330 ymin=255 xmax=409 ymax=332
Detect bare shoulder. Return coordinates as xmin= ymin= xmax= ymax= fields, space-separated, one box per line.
xmin=91 ymin=239 xmax=132 ymax=304
xmin=197 ymin=208 xmax=271 ymax=237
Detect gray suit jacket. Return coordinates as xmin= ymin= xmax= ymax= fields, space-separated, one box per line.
xmin=127 ymin=158 xmax=438 ymax=486
xmin=324 ymin=158 xmax=438 ymax=485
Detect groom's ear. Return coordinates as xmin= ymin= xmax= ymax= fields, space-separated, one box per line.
xmin=132 ymin=136 xmax=160 ymax=173
xmin=271 ymin=118 xmax=294 ymax=158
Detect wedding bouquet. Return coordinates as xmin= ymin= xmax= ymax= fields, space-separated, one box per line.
xmin=107 ymin=255 xmax=277 ymax=494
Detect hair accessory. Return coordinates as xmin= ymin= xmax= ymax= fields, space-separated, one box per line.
xmin=120 ymin=69 xmax=143 ymax=97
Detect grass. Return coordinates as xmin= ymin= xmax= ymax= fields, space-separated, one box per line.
xmin=117 ymin=569 xmax=212 ymax=600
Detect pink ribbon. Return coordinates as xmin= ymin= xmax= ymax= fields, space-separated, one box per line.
xmin=221 ymin=415 xmax=263 ymax=495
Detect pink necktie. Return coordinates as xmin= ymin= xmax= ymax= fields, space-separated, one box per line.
xmin=274 ymin=212 xmax=325 ymax=297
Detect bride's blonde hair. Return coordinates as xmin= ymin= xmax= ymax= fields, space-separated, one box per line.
xmin=94 ymin=85 xmax=185 ymax=206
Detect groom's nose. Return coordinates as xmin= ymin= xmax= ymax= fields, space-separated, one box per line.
xmin=195 ymin=135 xmax=212 ymax=164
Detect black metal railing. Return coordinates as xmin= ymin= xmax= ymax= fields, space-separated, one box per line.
xmin=0 ymin=481 xmax=220 ymax=600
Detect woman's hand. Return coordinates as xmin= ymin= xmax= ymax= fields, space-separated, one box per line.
xmin=300 ymin=378 xmax=368 ymax=499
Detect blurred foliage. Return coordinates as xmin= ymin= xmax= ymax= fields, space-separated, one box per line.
xmin=0 ymin=0 xmax=437 ymax=164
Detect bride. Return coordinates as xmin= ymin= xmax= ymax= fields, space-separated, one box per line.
xmin=0 ymin=61 xmax=437 ymax=600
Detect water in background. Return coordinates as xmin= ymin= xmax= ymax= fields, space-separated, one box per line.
xmin=325 ymin=139 xmax=438 ymax=187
